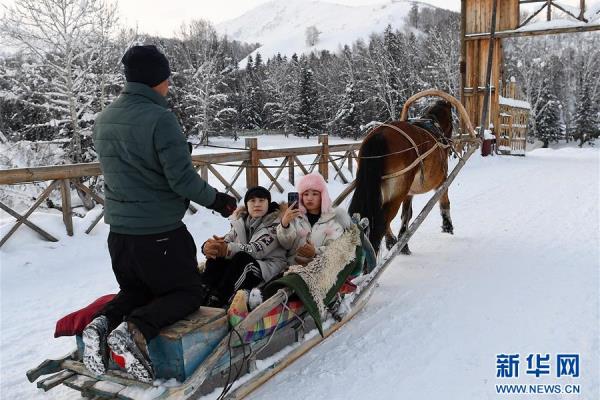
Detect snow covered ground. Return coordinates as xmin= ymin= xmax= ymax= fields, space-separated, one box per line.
xmin=1 ymin=138 xmax=598 ymax=400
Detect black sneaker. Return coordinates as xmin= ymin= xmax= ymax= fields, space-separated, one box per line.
xmin=82 ymin=315 xmax=109 ymax=375
xmin=107 ymin=322 xmax=154 ymax=383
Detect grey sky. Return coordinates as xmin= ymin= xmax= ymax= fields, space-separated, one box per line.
xmin=1 ymin=0 xmax=592 ymax=39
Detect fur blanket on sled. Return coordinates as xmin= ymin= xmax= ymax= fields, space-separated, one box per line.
xmin=265 ymin=223 xmax=361 ymax=335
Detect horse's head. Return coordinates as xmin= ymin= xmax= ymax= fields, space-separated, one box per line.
xmin=423 ymin=100 xmax=453 ymax=138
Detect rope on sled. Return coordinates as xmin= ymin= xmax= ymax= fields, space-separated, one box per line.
xmin=218 ymin=290 xmax=302 ymax=399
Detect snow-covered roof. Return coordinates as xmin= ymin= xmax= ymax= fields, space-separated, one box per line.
xmin=499 ymin=96 xmax=531 ymax=109
xmin=516 ymin=18 xmax=588 ymax=32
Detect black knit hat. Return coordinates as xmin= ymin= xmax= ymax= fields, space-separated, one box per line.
xmin=121 ymin=45 xmax=171 ymax=87
xmin=244 ymin=186 xmax=271 ymax=207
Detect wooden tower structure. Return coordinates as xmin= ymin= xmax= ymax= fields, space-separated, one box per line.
xmin=460 ymin=0 xmax=600 ymax=154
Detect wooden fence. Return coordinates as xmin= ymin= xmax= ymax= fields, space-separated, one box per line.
xmin=0 ymin=135 xmax=360 ymax=248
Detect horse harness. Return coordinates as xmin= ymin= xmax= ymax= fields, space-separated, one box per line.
xmin=374 ymin=120 xmax=452 ymax=181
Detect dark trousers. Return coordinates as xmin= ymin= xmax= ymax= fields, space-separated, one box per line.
xmin=100 ymin=225 xmax=207 ymax=341
xmin=202 ymin=252 xmax=263 ymax=306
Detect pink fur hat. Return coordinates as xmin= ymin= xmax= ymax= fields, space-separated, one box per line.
xmin=296 ymin=172 xmax=332 ymax=214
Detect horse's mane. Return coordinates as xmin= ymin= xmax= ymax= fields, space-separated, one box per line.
xmin=422 ymin=100 xmax=451 ymax=121
xmin=421 ymin=99 xmax=453 ymax=137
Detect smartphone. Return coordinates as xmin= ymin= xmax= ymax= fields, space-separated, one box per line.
xmin=288 ymin=192 xmax=299 ymax=209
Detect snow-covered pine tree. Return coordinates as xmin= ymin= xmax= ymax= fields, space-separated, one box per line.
xmin=0 ymin=55 xmax=57 ymax=142
xmin=334 ymin=81 xmax=362 ymax=138
xmin=1 ymin=0 xmax=118 ymax=162
xmin=172 ymin=20 xmax=229 ymax=144
xmin=262 ymin=54 xmax=288 ymax=131
xmin=240 ymin=53 xmax=267 ymax=129
xmin=365 ymin=28 xmax=401 ymax=120
xmin=534 ymin=78 xmax=562 ymax=148
xmin=421 ymin=14 xmax=461 ymax=97
xmin=296 ymin=59 xmax=320 ymax=138
xmin=408 ymin=4 xmax=419 ymax=29
xmin=572 ymin=76 xmax=600 ymax=147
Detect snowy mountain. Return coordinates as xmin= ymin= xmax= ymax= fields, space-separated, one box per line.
xmin=215 ymin=0 xmax=436 ymax=62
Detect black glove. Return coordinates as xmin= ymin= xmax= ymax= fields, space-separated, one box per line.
xmin=208 ymin=191 xmax=237 ymax=218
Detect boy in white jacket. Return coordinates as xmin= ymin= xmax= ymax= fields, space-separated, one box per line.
xmin=201 ymin=186 xmax=286 ymax=306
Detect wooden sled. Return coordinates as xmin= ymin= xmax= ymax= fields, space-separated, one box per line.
xmin=28 ymin=90 xmax=480 ymax=400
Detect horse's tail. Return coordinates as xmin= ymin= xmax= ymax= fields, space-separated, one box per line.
xmin=348 ymin=131 xmax=387 ymax=254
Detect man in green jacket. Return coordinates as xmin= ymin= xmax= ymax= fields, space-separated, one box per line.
xmin=82 ymin=45 xmax=237 ymax=383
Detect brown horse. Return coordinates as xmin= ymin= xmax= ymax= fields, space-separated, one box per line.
xmin=348 ymin=100 xmax=454 ymax=255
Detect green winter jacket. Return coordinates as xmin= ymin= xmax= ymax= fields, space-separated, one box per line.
xmin=93 ymin=82 xmax=216 ymax=235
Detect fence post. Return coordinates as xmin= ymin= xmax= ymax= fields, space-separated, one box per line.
xmin=60 ymin=179 xmax=73 ymax=236
xmin=348 ymin=151 xmax=354 ymax=176
xmin=245 ymin=138 xmax=259 ymax=189
xmin=200 ymin=165 xmax=208 ymax=181
xmin=288 ymin=156 xmax=295 ymax=186
xmin=318 ymin=134 xmax=329 ymax=182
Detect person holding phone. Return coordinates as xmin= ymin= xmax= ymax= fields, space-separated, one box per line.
xmin=278 ymin=172 xmax=351 ymax=266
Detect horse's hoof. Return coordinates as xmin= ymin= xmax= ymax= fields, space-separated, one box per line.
xmin=400 ymin=245 xmax=412 ymax=255
xmin=442 ymin=224 xmax=454 ymax=234
xmin=385 ymin=236 xmax=398 ymax=251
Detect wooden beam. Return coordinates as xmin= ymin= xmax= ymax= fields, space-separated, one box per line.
xmin=293 ymin=156 xmax=310 ymax=175
xmin=0 ymin=164 xmax=102 ymax=185
xmin=207 ymin=164 xmax=242 ymax=200
xmin=85 ymin=210 xmax=105 ymax=235
xmin=72 ymin=181 xmax=105 ymax=205
xmin=258 ymin=160 xmax=284 ymax=193
xmin=245 ymin=138 xmax=259 ymax=189
xmin=60 ymin=179 xmax=73 ymax=236
xmin=308 ymin=154 xmax=320 ymax=174
xmin=329 ymin=155 xmax=349 ymax=184
xmin=288 ymin=156 xmax=295 ymax=186
xmin=222 ymin=163 xmax=246 ymax=196
xmin=518 ymin=2 xmax=548 ymax=28
xmin=465 ymin=24 xmax=600 ymax=40
xmin=479 ymin=0 xmax=499 ymax=135
xmin=0 ymin=180 xmax=60 ymax=248
xmin=191 ymin=151 xmax=251 ymax=165
xmin=0 ymin=201 xmax=58 ymax=243
xmin=267 ymin=158 xmax=289 ymax=192
xmin=551 ymin=1 xmax=587 ymax=22
xmin=0 ymin=145 xmax=359 ymax=185
xmin=318 ymin=134 xmax=329 ymax=181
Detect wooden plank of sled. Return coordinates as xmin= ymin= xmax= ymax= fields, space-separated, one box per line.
xmin=224 ymin=286 xmax=376 ymax=399
xmin=36 ymin=369 xmax=75 ymax=391
xmin=61 ymin=360 xmax=152 ymax=390
xmin=63 ymin=374 xmax=98 ymax=396
xmin=26 ymin=350 xmax=77 ymax=382
xmin=88 ymin=380 xmax=126 ymax=398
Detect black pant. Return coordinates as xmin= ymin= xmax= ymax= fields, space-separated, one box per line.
xmin=202 ymin=252 xmax=263 ymax=306
xmin=99 ymin=225 xmax=207 ymax=341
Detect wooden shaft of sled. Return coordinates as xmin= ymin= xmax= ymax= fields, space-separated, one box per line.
xmin=399 ymin=89 xmax=477 ymax=138
xmin=332 ymin=180 xmax=356 ymax=207
xmin=157 ymin=288 xmax=293 ymax=399
xmin=225 ymin=281 xmax=376 ymax=399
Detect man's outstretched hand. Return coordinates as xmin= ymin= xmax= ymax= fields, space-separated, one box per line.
xmin=208 ymin=191 xmax=237 ymax=218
